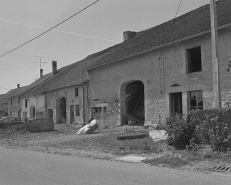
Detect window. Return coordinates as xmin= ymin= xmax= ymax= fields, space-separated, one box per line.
xmin=48 ymin=109 xmax=53 ymax=119
xmin=75 ymin=88 xmax=79 ymax=97
xmin=18 ymin=97 xmax=20 ymax=104
xmin=10 ymin=98 xmax=13 ymax=105
xmin=187 ymin=46 xmax=202 ymax=73
xmin=75 ymin=105 xmax=80 ymax=116
xmin=25 ymin=99 xmax=28 ymax=108
xmin=18 ymin=111 xmax=21 ymax=118
xmin=189 ymin=90 xmax=203 ymax=110
xmin=23 ymin=112 xmax=27 ymax=119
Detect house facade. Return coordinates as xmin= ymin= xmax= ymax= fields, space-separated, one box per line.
xmin=21 ymin=94 xmax=46 ymax=119
xmin=0 ymin=94 xmax=8 ymax=116
xmin=85 ymin=1 xmax=231 ymax=126
xmin=46 ymin=86 xmax=84 ymax=124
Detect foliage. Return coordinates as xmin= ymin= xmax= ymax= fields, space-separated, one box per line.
xmin=190 ymin=109 xmax=231 ymax=152
xmin=165 ymin=114 xmax=195 ymax=149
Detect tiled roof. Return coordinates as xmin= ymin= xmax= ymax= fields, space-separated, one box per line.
xmin=16 ymin=0 xmax=231 ymax=94
xmin=0 ymin=94 xmax=7 ymax=104
xmin=45 ymin=46 xmax=115 ymax=91
xmin=89 ymin=0 xmax=231 ymax=68
xmin=4 ymin=73 xmax=52 ymax=100
xmin=22 ymin=63 xmax=76 ymax=97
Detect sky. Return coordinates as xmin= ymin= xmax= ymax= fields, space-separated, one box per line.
xmin=0 ymin=0 xmax=209 ymax=94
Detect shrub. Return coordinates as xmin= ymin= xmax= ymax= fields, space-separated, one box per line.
xmin=190 ymin=109 xmax=231 ymax=152
xmin=165 ymin=114 xmax=195 ymax=149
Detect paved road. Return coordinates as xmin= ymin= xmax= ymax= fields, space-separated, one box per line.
xmin=0 ymin=147 xmax=230 ymax=185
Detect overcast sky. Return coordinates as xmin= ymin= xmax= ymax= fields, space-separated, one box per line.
xmin=0 ymin=0 xmax=209 ymax=94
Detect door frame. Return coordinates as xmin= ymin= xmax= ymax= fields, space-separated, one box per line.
xmin=170 ymin=92 xmax=183 ymax=115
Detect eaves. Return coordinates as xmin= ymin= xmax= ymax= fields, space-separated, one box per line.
xmin=86 ymin=22 xmax=231 ymax=71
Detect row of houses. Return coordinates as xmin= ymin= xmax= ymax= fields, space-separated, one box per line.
xmin=1 ymin=0 xmax=231 ymax=126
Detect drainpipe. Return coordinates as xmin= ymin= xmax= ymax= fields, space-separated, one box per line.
xmin=44 ymin=93 xmax=48 ymax=118
xmin=80 ymin=85 xmax=86 ymax=125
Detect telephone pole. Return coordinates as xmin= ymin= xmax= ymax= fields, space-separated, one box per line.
xmin=210 ymin=0 xmax=221 ymax=108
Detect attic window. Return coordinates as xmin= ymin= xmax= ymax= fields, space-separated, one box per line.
xmin=75 ymin=88 xmax=78 ymax=97
xmin=25 ymin=99 xmax=28 ymax=108
xmin=187 ymin=46 xmax=202 ymax=73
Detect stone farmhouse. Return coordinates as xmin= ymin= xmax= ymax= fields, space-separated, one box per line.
xmin=1 ymin=0 xmax=231 ymax=127
xmin=85 ymin=0 xmax=231 ymax=126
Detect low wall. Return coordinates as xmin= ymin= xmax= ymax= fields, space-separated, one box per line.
xmin=26 ymin=118 xmax=54 ymax=133
xmin=0 ymin=121 xmax=26 ymax=130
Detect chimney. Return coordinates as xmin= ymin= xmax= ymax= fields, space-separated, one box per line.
xmin=52 ymin=61 xmax=57 ymax=75
xmin=123 ymin=31 xmax=136 ymax=41
xmin=40 ymin=69 xmax=43 ymax=78
xmin=17 ymin=84 xmax=20 ymax=89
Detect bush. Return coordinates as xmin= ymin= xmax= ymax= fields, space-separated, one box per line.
xmin=190 ymin=109 xmax=231 ymax=152
xmin=26 ymin=118 xmax=54 ymax=133
xmin=165 ymin=114 xmax=195 ymax=149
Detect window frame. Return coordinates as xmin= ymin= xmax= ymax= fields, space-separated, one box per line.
xmin=75 ymin=104 xmax=80 ymax=116
xmin=75 ymin=88 xmax=79 ymax=97
xmin=25 ymin=99 xmax=28 ymax=108
xmin=188 ymin=90 xmax=203 ymax=111
xmin=186 ymin=46 xmax=202 ymax=73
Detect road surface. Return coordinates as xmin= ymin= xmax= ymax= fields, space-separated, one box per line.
xmin=0 ymin=147 xmax=230 ymax=185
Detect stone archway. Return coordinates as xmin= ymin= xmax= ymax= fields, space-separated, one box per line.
xmin=30 ymin=106 xmax=36 ymax=118
xmin=56 ymin=97 xmax=67 ymax=124
xmin=120 ymin=81 xmax=145 ymax=126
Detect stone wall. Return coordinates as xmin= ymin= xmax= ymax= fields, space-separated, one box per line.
xmin=88 ymin=27 xmax=231 ymax=126
xmin=26 ymin=118 xmax=54 ymax=133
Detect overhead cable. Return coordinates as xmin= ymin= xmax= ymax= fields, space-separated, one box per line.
xmin=0 ymin=18 xmax=119 ymax=43
xmin=175 ymin=0 xmax=183 ymax=18
xmin=0 ymin=0 xmax=100 ymax=58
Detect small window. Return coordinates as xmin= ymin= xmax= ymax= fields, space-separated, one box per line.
xmin=18 ymin=97 xmax=20 ymax=104
xmin=75 ymin=88 xmax=78 ymax=97
xmin=189 ymin=90 xmax=203 ymax=110
xmin=10 ymin=98 xmax=13 ymax=105
xmin=187 ymin=47 xmax=202 ymax=73
xmin=23 ymin=112 xmax=27 ymax=119
xmin=75 ymin=105 xmax=80 ymax=116
xmin=18 ymin=111 xmax=21 ymax=118
xmin=48 ymin=109 xmax=53 ymax=119
xmin=25 ymin=99 xmax=28 ymax=108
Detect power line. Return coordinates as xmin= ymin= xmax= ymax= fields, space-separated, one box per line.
xmin=0 ymin=86 xmax=9 ymax=91
xmin=0 ymin=0 xmax=100 ymax=58
xmin=0 ymin=18 xmax=119 ymax=43
xmin=175 ymin=0 xmax=183 ymax=18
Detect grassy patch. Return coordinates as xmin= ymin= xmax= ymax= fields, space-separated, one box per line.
xmin=142 ymin=155 xmax=189 ymax=168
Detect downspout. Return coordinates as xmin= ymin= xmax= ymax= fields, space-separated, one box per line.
xmin=80 ymin=85 xmax=85 ymax=125
xmin=81 ymin=70 xmax=86 ymax=125
xmin=44 ymin=93 xmax=48 ymax=118
xmin=36 ymin=96 xmax=37 ymax=118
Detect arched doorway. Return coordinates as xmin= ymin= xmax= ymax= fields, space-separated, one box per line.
xmin=120 ymin=81 xmax=145 ymax=125
xmin=58 ymin=97 xmax=66 ymax=124
xmin=30 ymin=106 xmax=36 ymax=118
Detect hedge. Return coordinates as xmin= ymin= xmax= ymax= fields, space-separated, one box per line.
xmin=190 ymin=108 xmax=231 ymax=151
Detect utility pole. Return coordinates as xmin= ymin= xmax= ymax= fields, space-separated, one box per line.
xmin=210 ymin=0 xmax=221 ymax=108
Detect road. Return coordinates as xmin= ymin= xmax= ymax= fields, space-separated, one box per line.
xmin=0 ymin=147 xmax=230 ymax=185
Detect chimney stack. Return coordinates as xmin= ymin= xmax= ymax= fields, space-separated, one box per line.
xmin=123 ymin=31 xmax=136 ymax=41
xmin=52 ymin=61 xmax=57 ymax=75
xmin=40 ymin=69 xmax=43 ymax=78
xmin=17 ymin=84 xmax=20 ymax=89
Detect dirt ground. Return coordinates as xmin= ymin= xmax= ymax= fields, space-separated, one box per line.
xmin=0 ymin=124 xmax=231 ymax=174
